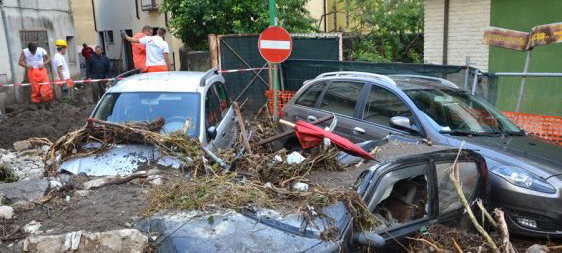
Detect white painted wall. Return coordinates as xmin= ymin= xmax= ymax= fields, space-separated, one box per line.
xmin=93 ymin=0 xmax=182 ymax=70
xmin=0 ymin=0 xmax=79 ymax=84
xmin=424 ymin=0 xmax=491 ymax=71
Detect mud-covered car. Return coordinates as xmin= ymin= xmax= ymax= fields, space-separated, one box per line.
xmin=59 ymin=69 xmax=239 ymax=176
xmin=138 ymin=142 xmax=488 ymax=253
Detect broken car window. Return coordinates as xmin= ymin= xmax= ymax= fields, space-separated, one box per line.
xmin=435 ymin=162 xmax=479 ymax=214
xmin=214 ymin=82 xmax=230 ymax=117
xmin=205 ymin=86 xmax=223 ymax=128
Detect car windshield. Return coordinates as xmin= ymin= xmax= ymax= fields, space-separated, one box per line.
xmin=405 ymin=89 xmax=523 ymax=135
xmin=93 ymin=92 xmax=200 ymax=136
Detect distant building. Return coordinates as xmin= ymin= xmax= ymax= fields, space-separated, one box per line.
xmin=92 ymin=0 xmax=182 ymax=72
xmin=70 ymin=0 xmax=97 ymax=73
xmin=0 ymin=0 xmax=80 ymax=85
xmin=307 ymin=0 xmax=352 ymax=32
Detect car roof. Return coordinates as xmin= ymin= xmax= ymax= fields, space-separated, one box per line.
xmin=389 ymin=75 xmax=460 ymax=90
xmin=107 ymin=71 xmax=210 ymax=93
xmin=312 ymin=72 xmax=460 ymax=91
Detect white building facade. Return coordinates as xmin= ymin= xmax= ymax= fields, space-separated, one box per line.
xmin=0 ymin=0 xmax=80 ymax=86
xmin=424 ymin=0 xmax=491 ymax=71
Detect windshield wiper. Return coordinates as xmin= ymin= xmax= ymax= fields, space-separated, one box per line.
xmin=502 ymin=130 xmax=526 ymax=136
xmin=439 ymin=130 xmax=502 ymax=136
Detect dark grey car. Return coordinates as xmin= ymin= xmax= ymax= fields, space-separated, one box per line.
xmin=282 ymin=72 xmax=562 ymax=237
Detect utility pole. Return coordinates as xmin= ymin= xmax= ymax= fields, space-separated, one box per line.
xmin=269 ymin=0 xmax=279 ymax=120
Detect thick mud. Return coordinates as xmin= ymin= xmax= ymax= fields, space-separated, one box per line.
xmin=0 ymin=86 xmax=96 ymax=149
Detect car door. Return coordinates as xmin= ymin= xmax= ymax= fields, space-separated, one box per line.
xmin=288 ymin=80 xmax=366 ymax=140
xmin=353 ymin=149 xmax=487 ymax=249
xmin=204 ymin=83 xmax=228 ymax=150
xmin=214 ymin=82 xmax=238 ymax=149
xmin=352 ymin=83 xmax=422 ymax=143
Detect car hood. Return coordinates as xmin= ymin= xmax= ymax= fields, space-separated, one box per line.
xmin=58 ymin=143 xmax=181 ymax=176
xmin=136 ymin=210 xmax=341 ymax=253
xmin=450 ymin=135 xmax=562 ymax=176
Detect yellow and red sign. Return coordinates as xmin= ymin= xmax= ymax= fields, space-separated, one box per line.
xmin=483 ymin=22 xmax=562 ymax=51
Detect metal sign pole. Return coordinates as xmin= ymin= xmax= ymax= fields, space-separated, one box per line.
xmin=515 ymin=50 xmax=532 ymax=112
xmin=464 ymin=56 xmax=471 ymax=90
xmin=269 ymin=0 xmax=279 ymax=120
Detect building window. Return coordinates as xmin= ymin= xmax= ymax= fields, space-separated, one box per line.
xmin=20 ymin=30 xmax=49 ymax=53
xmin=106 ymin=31 xmax=114 ymax=44
xmin=141 ymin=0 xmax=158 ymax=11
xmin=66 ymin=36 xmax=76 ymax=64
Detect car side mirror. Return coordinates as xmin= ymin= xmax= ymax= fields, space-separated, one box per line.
xmin=352 ymin=231 xmax=385 ymax=247
xmin=207 ymin=126 xmax=217 ymax=140
xmin=390 ymin=116 xmax=419 ymax=133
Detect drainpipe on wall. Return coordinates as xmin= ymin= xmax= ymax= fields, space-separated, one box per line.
xmin=0 ymin=1 xmax=19 ymax=103
xmin=442 ymin=0 xmax=449 ymax=65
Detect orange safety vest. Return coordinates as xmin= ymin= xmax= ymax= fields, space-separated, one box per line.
xmin=132 ymin=33 xmax=147 ymax=72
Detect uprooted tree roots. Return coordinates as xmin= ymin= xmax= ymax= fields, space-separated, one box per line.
xmin=44 ymin=118 xmax=204 ymax=174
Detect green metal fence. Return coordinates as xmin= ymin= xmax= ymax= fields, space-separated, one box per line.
xmin=280 ymin=59 xmax=498 ymax=105
xmin=219 ymin=35 xmax=341 ymax=111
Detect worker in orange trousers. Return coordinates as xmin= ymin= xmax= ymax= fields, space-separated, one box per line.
xmin=18 ymin=42 xmax=52 ymax=108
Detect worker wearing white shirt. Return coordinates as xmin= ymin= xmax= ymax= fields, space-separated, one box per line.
xmin=52 ymin=39 xmax=73 ymax=98
xmin=18 ymin=43 xmax=52 ymax=106
xmin=123 ymin=27 xmax=170 ymax=72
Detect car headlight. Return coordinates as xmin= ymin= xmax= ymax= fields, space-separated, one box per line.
xmin=490 ymin=166 xmax=556 ymax=194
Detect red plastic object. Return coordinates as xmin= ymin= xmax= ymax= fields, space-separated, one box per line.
xmin=294 ymin=121 xmax=374 ymax=160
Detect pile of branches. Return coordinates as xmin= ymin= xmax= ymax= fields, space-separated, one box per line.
xmin=234 ymin=147 xmax=342 ymax=187
xmin=144 ymin=173 xmax=379 ymax=234
xmin=44 ymin=118 xmax=204 ymax=174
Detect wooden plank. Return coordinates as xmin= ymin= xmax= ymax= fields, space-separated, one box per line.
xmin=233 ymin=102 xmax=252 ymax=154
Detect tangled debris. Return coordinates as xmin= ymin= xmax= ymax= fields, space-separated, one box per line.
xmin=409 ymin=224 xmax=502 ymax=253
xmin=44 ymin=118 xmax=204 ymax=174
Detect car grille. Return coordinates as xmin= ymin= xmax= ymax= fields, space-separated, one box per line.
xmin=507 ymin=209 xmax=559 ymax=232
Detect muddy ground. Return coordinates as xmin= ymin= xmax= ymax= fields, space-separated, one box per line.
xmin=0 ymin=183 xmax=149 ymax=253
xmin=0 ymin=85 xmax=96 ymax=149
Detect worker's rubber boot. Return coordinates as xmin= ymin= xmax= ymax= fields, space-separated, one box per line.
xmin=44 ymin=102 xmax=51 ymax=111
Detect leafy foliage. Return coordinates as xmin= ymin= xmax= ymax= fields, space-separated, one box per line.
xmin=347 ymin=0 xmax=424 ymax=63
xmin=161 ymin=0 xmax=317 ymax=50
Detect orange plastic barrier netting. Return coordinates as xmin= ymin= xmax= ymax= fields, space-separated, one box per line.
xmin=265 ymin=90 xmax=296 ymax=116
xmin=503 ymin=112 xmax=562 ymax=145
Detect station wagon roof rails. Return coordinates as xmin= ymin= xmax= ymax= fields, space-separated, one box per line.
xmin=111 ymin=68 xmax=142 ymax=86
xmin=388 ymin=74 xmax=459 ymax=89
xmin=200 ymin=68 xmax=219 ymax=87
xmin=316 ymin=71 xmax=397 ymax=86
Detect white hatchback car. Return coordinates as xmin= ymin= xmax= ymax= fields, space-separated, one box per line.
xmin=60 ymin=69 xmax=239 ymax=176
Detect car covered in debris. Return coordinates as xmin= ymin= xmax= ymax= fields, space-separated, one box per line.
xmin=281 ymin=72 xmax=562 ymax=237
xmin=138 ymin=141 xmax=488 ymax=253
xmin=59 ymin=69 xmax=238 ymax=176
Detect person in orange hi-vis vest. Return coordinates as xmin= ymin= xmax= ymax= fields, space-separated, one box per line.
xmin=123 ymin=28 xmax=170 ymax=73
xmin=18 ymin=43 xmax=52 ymax=109
xmin=132 ymin=25 xmax=152 ymax=72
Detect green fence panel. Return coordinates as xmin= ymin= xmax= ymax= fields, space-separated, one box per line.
xmin=220 ymin=36 xmax=340 ymax=112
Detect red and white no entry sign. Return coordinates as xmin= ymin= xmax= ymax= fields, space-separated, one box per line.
xmin=258 ymin=26 xmax=292 ymax=63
